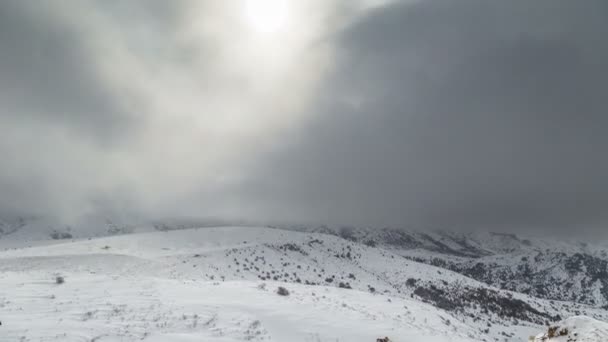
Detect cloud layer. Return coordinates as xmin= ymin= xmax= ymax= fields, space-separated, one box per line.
xmin=1 ymin=0 xmax=607 ymax=234
xmin=229 ymin=0 xmax=608 ymax=233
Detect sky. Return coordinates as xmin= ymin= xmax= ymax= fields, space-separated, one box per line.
xmin=1 ymin=0 xmax=607 ymax=235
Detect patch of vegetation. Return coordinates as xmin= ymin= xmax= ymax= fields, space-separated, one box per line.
xmin=338 ymin=282 xmax=352 ymax=289
xmin=50 ymin=230 xmax=72 ymax=240
xmin=408 ymin=251 xmax=608 ymax=306
xmin=547 ymin=326 xmax=568 ymax=338
xmin=413 ymin=284 xmax=559 ymax=324
xmin=277 ymin=243 xmax=308 ymax=256
xmin=364 ymin=240 xmax=377 ymax=247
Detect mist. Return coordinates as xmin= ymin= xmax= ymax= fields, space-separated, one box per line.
xmin=1 ymin=0 xmax=608 ymax=236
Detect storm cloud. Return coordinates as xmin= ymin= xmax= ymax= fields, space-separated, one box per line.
xmin=231 ymin=0 xmax=608 ymax=233
xmin=1 ymin=0 xmax=607 ymax=235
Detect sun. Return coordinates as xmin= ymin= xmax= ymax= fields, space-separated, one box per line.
xmin=245 ymin=0 xmax=289 ymax=34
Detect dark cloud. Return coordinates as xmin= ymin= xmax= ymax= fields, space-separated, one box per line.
xmin=0 ymin=1 xmax=139 ymax=142
xmin=1 ymin=0 xmax=608 ymax=235
xmin=0 ymin=0 xmax=185 ymax=219
xmin=232 ymin=0 xmax=608 ymax=233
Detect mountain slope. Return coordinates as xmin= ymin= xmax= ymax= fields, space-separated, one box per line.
xmin=0 ymin=227 xmax=481 ymax=342
xmin=297 ymin=226 xmax=608 ymax=308
xmin=1 ymin=224 xmax=607 ymax=341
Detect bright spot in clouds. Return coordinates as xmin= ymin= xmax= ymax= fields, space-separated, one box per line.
xmin=245 ymin=0 xmax=289 ymax=34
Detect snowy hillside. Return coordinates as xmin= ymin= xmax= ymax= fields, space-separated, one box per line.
xmin=1 ymin=224 xmax=607 ymax=341
xmin=0 ymin=226 xmax=481 ymax=342
xmin=296 ymin=226 xmax=608 ymax=308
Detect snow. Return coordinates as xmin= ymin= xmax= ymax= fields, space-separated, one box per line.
xmin=1 ymin=275 xmax=475 ymax=342
xmin=0 ymin=226 xmax=478 ymax=341
xmin=533 ymin=316 xmax=608 ymax=342
xmin=0 ymin=225 xmax=605 ymax=341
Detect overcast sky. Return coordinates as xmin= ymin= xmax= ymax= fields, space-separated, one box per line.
xmin=1 ymin=0 xmax=607 ymax=235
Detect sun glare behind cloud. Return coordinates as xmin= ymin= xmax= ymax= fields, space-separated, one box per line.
xmin=245 ymin=0 xmax=289 ymax=34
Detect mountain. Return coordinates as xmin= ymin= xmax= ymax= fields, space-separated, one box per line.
xmin=1 ymin=221 xmax=607 ymax=341
xmin=296 ymin=226 xmax=608 ymax=309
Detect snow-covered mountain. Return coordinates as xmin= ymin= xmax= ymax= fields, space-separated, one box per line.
xmin=1 ymin=220 xmax=607 ymax=341
xmin=295 ymin=226 xmax=608 ymax=309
